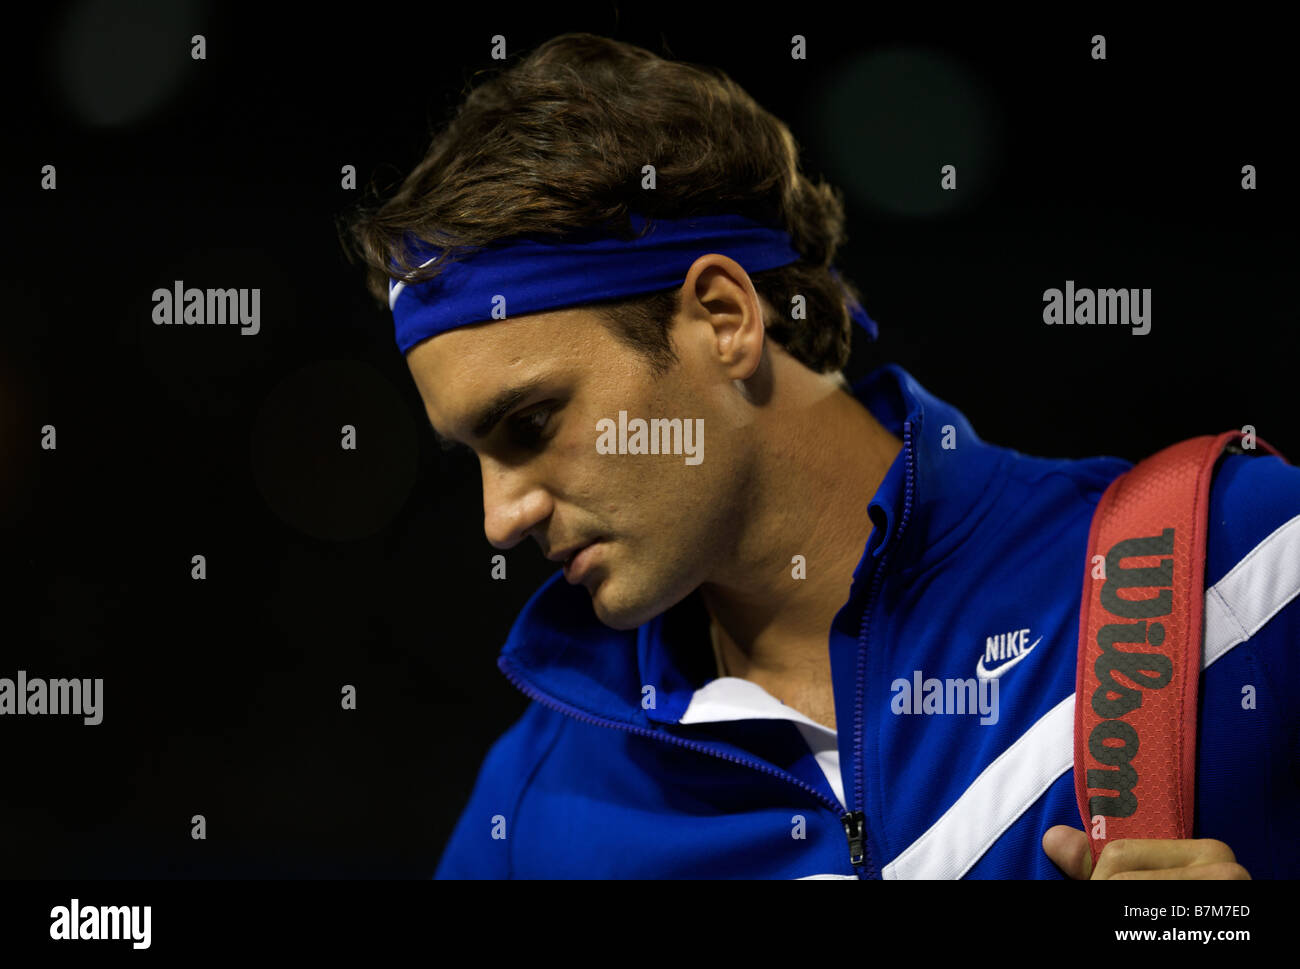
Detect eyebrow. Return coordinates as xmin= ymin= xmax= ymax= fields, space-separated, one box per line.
xmin=433 ymin=375 xmax=549 ymax=450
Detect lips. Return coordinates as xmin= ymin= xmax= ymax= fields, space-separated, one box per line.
xmin=564 ymin=543 xmax=590 ymax=563
xmin=562 ymin=541 xmax=602 ymax=584
xmin=548 ymin=540 xmax=595 ymax=564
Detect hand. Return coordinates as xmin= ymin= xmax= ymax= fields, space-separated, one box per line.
xmin=1042 ymin=825 xmax=1251 ymax=879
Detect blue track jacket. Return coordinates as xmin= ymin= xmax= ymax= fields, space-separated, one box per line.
xmin=435 ymin=363 xmax=1300 ymax=878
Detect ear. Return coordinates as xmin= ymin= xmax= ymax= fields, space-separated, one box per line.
xmin=678 ymin=253 xmax=766 ymax=382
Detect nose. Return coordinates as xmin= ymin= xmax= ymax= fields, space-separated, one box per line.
xmin=479 ymin=454 xmax=552 ymax=550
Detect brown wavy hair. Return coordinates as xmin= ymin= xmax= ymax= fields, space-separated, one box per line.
xmin=341 ymin=32 xmax=863 ymax=376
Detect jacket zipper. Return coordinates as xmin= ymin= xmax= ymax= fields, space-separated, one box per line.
xmin=497 ymin=661 xmax=851 ymax=858
xmin=848 ymin=419 xmax=916 ymax=877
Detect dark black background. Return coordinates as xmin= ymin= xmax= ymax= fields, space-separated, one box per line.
xmin=1 ymin=3 xmax=1293 ymax=877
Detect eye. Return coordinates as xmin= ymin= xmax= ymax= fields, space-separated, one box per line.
xmin=510 ymin=405 xmax=554 ymax=447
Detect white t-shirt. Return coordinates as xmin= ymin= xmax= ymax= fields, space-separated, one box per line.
xmin=679 ymin=673 xmax=845 ymax=810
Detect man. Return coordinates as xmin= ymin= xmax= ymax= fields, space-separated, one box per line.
xmin=345 ymin=33 xmax=1299 ymax=878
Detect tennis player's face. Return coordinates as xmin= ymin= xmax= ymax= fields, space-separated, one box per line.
xmin=406 ymin=305 xmax=756 ymax=630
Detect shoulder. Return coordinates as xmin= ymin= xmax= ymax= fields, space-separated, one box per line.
xmin=1203 ymin=450 xmax=1300 ymax=709
xmin=1207 ymin=450 xmax=1300 ymax=586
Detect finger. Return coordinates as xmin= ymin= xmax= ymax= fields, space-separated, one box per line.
xmin=1107 ymin=862 xmax=1251 ymax=880
xmin=1093 ymin=838 xmax=1238 ymax=880
xmin=1042 ymin=825 xmax=1093 ymax=880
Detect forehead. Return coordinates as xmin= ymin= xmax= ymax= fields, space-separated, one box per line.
xmin=403 ymin=305 xmax=608 ymax=431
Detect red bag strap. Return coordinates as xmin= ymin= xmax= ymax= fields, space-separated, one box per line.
xmin=1074 ymin=430 xmax=1284 ymax=868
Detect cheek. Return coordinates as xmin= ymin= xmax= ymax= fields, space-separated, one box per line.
xmin=549 ymin=425 xmax=631 ymax=509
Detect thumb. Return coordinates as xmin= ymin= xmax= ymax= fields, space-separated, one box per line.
xmin=1043 ymin=824 xmax=1094 ymax=879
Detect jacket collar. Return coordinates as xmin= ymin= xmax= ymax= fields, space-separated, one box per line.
xmin=497 ymin=363 xmax=1010 ymax=727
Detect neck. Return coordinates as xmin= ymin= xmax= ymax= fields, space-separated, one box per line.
xmin=699 ymin=361 xmax=901 ymax=685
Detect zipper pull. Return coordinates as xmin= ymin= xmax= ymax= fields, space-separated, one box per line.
xmin=841 ymin=810 xmax=867 ymax=867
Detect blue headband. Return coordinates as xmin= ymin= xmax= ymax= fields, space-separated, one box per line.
xmin=388 ymin=213 xmax=878 ymax=354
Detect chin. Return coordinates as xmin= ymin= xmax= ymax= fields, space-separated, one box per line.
xmin=589 ymin=591 xmax=653 ymax=631
xmin=588 ymin=573 xmax=694 ymax=631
